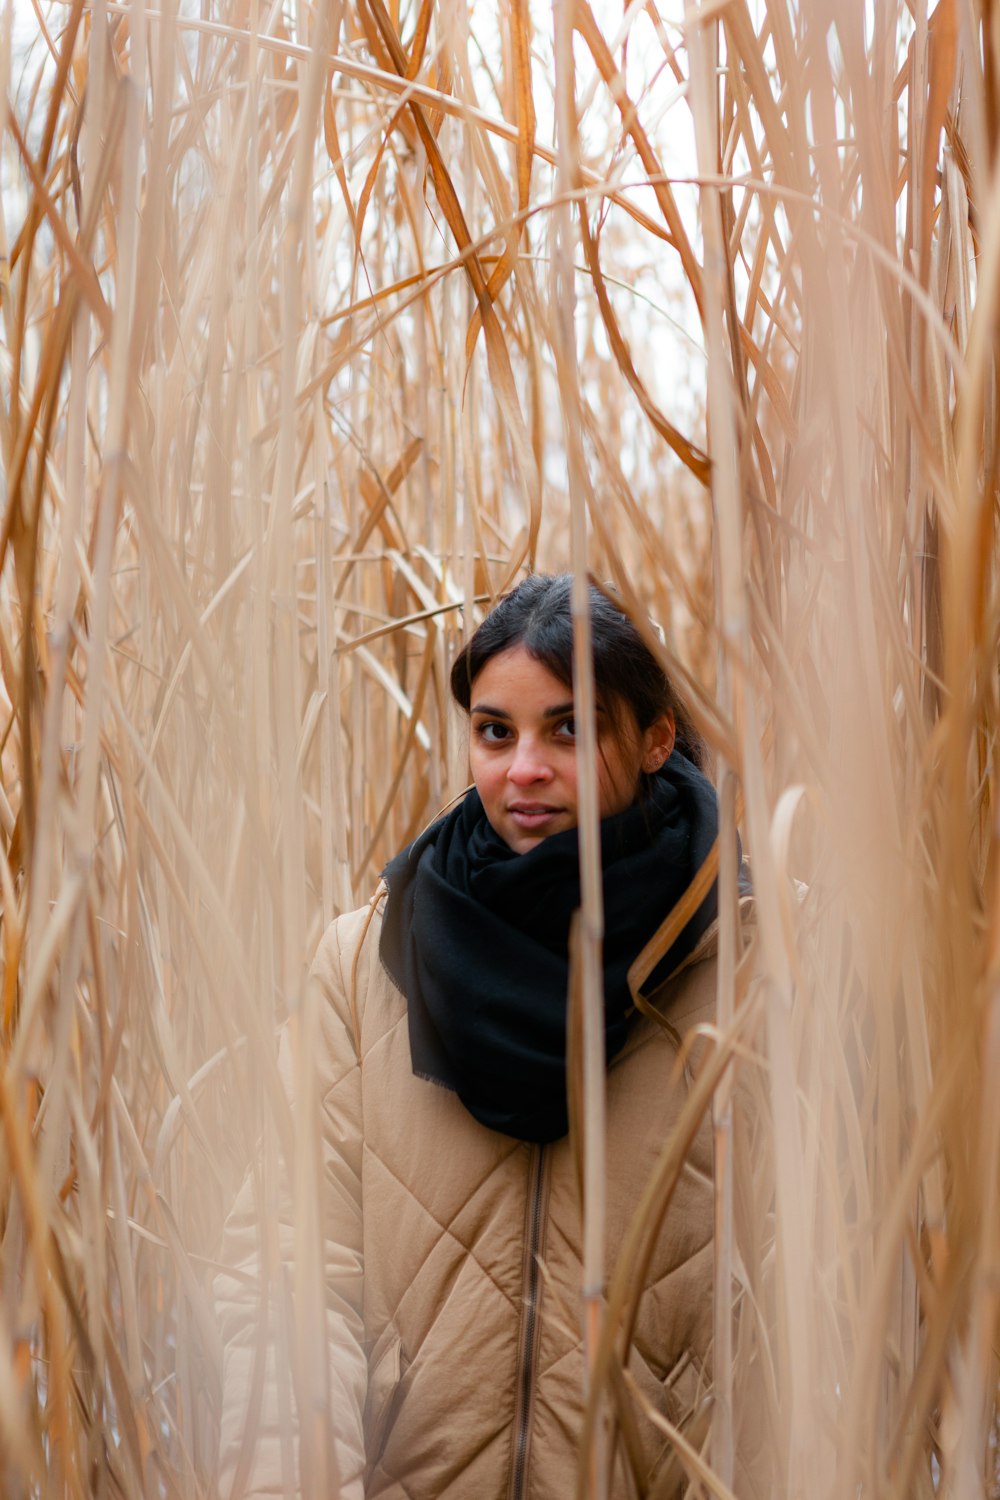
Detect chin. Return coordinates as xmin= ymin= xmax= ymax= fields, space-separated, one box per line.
xmin=503 ymin=820 xmax=572 ymax=854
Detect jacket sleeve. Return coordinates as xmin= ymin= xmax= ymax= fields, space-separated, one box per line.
xmin=215 ymin=912 xmax=369 ymax=1499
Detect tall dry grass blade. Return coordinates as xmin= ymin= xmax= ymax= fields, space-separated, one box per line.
xmin=550 ymin=12 xmax=607 ymax=1500
xmin=684 ymin=14 xmax=746 ymax=1483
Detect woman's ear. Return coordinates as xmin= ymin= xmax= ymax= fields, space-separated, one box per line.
xmin=641 ymin=712 xmax=676 ymax=773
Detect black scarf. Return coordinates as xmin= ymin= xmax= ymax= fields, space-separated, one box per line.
xmin=380 ymin=751 xmax=735 ymax=1144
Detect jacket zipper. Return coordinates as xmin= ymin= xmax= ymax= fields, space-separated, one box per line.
xmin=509 ymin=1144 xmax=549 ymax=1500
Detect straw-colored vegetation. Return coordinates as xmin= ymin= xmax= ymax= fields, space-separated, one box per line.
xmin=1 ymin=0 xmax=997 ymax=1494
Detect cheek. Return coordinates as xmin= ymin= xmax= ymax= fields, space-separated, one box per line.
xmin=469 ymin=748 xmax=501 ymax=803
xmin=596 ymin=745 xmax=642 ymax=815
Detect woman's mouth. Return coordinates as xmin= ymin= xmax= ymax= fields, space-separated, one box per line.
xmin=508 ymin=804 xmax=564 ymax=830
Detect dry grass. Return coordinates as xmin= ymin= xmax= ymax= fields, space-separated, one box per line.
xmin=0 ymin=0 xmax=997 ymax=1495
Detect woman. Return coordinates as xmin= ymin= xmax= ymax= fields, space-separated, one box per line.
xmin=216 ymin=574 xmax=760 ymax=1499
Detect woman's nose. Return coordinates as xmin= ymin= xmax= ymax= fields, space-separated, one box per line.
xmin=506 ymin=738 xmax=553 ymax=784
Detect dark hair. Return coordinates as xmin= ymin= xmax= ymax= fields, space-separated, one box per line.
xmin=449 ymin=574 xmax=705 ymax=769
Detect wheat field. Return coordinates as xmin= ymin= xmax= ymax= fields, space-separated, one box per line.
xmin=0 ymin=0 xmax=998 ymax=1495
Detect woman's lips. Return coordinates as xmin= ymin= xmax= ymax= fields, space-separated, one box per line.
xmin=508 ymin=804 xmax=564 ymax=829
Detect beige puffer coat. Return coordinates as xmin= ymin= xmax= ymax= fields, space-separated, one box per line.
xmin=216 ymin=893 xmax=763 ymax=1499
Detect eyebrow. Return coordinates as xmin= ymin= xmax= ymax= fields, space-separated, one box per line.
xmin=470 ymin=701 xmax=576 ymax=720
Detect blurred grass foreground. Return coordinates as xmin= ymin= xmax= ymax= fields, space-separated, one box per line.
xmin=1 ymin=0 xmax=999 ymax=1495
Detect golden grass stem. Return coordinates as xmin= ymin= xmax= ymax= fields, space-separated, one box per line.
xmin=551 ymin=9 xmax=607 ymax=1499
xmin=685 ymin=4 xmax=742 ymax=1486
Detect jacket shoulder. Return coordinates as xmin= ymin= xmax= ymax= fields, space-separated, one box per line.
xmin=645 ymin=895 xmax=756 ymax=1031
xmin=309 ymin=892 xmax=397 ymax=1059
xmin=310 ymin=897 xmax=381 ymax=987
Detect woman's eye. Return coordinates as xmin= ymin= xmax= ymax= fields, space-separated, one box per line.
xmin=476 ymin=721 xmax=511 ymax=744
xmin=555 ymin=717 xmax=576 ymax=739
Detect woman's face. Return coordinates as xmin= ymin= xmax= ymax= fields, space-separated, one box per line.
xmin=467 ymin=645 xmax=675 ymax=854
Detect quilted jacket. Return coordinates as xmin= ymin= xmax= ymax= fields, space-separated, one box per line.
xmin=216 ymin=893 xmax=763 ymax=1500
